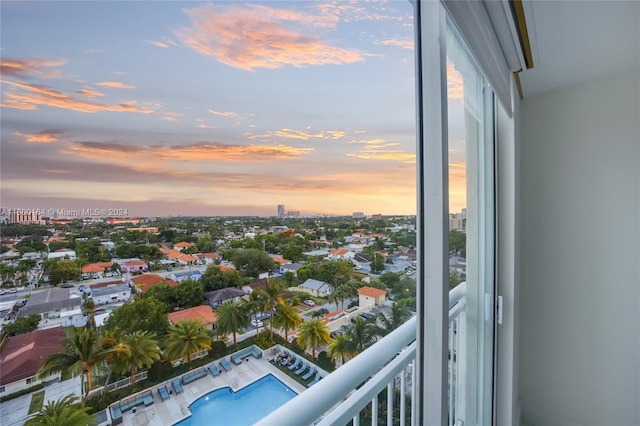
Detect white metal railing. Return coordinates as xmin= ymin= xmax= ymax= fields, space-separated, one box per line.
xmin=257 ymin=284 xmax=466 ymax=426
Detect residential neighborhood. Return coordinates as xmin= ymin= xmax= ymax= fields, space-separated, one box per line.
xmin=0 ymin=214 xmax=464 ymax=425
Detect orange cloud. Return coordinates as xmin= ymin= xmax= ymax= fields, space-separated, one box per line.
xmin=1 ymin=80 xmax=155 ymax=114
xmin=0 ymin=58 xmax=66 ymax=78
xmin=76 ymin=88 xmax=104 ymax=98
xmin=250 ymin=128 xmax=346 ymax=141
xmin=175 ymin=4 xmax=365 ymax=71
xmin=96 ymin=81 xmax=135 ymax=89
xmin=14 ymin=130 xmax=62 ymax=143
xmin=63 ymin=141 xmax=314 ymax=163
xmin=447 ymin=64 xmax=464 ymax=101
xmin=347 ymin=138 xmax=415 ymax=162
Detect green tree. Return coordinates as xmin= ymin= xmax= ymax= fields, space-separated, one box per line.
xmin=229 ymin=249 xmax=276 ymax=277
xmin=164 ymin=319 xmax=212 ymax=364
xmin=449 ymin=230 xmax=466 ymax=257
xmin=214 ymin=301 xmax=249 ymax=345
xmin=296 ymin=318 xmax=330 ymax=358
xmin=174 ymin=279 xmax=204 ymax=309
xmin=328 ymin=333 xmax=357 ymax=365
xmin=104 ymin=297 xmax=170 ymax=336
xmin=141 ymin=282 xmax=176 ymax=307
xmin=370 ymin=252 xmax=385 ymax=274
xmin=1 ymin=263 xmax=16 ymax=286
xmin=25 ymin=395 xmax=96 ymax=426
xmin=348 ymin=316 xmax=378 ymax=353
xmin=272 ymin=301 xmax=302 ymax=341
xmin=48 ymin=259 xmax=80 ymax=285
xmin=200 ymin=265 xmax=241 ymax=292
xmin=282 ymin=244 xmax=304 ymax=262
xmin=377 ymin=303 xmax=412 ymax=336
xmin=113 ymin=331 xmax=160 ymax=384
xmin=255 ymin=281 xmax=283 ymax=338
xmin=38 ymin=327 xmax=126 ymax=404
xmin=2 ymin=314 xmax=41 ymax=336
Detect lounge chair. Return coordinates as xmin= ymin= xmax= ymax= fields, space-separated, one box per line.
xmin=220 ymin=358 xmax=232 ymax=372
xmin=158 ymin=384 xmax=170 ymax=401
xmin=172 ymin=378 xmax=183 ymax=394
xmin=208 ymin=362 xmax=220 ymax=376
xmin=307 ymin=372 xmax=321 ymax=387
xmin=288 ymin=357 xmax=301 ymax=371
xmin=295 ymin=361 xmax=308 ymax=375
xmin=302 ymin=366 xmax=315 ymax=381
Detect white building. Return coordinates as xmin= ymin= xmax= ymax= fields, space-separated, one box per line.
xmin=19 ymin=287 xmax=85 ymax=329
xmin=89 ymin=282 xmax=132 ymax=305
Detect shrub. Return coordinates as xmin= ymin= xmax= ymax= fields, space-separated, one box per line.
xmin=210 ymin=339 xmax=227 ymax=357
xmin=317 ymin=351 xmax=336 ymax=372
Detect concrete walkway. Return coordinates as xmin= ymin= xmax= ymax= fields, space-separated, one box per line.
xmin=0 ymin=376 xmax=82 ymax=426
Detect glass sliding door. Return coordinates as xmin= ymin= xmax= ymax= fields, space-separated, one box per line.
xmin=446 ymin=17 xmax=496 ymax=426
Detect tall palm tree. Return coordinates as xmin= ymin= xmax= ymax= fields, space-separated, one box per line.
xmin=258 ymin=280 xmax=283 ymax=338
xmin=245 ymin=291 xmax=263 ymax=333
xmin=215 ymin=301 xmax=250 ymax=345
xmin=164 ymin=319 xmax=212 ymax=364
xmin=377 ymin=303 xmax=412 ymax=336
xmin=348 ymin=316 xmax=378 ymax=353
xmin=296 ymin=318 xmax=330 ymax=358
xmin=272 ymin=301 xmax=302 ymax=341
xmin=38 ymin=327 xmax=126 ymax=404
xmin=25 ymin=395 xmax=96 ymax=426
xmin=328 ymin=333 xmax=357 ymax=366
xmin=114 ymin=331 xmax=160 ymax=384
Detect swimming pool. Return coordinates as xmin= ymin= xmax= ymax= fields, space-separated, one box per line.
xmin=174 ymin=374 xmax=297 ymax=426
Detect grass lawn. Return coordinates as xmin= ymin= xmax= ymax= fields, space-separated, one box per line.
xmin=28 ymin=391 xmax=45 ymax=414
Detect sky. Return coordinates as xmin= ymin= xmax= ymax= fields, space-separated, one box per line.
xmin=1 ymin=1 xmax=466 ymax=218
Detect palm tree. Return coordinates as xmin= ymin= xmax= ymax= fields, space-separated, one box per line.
xmin=38 ymin=327 xmax=127 ymax=404
xmin=296 ymin=318 xmax=330 ymax=358
xmin=245 ymin=291 xmax=263 ymax=333
xmin=272 ymin=301 xmax=302 ymax=341
xmin=258 ymin=280 xmax=283 ymax=338
xmin=215 ymin=301 xmax=250 ymax=345
xmin=25 ymin=395 xmax=96 ymax=426
xmin=114 ymin=331 xmax=160 ymax=384
xmin=348 ymin=316 xmax=378 ymax=353
xmin=377 ymin=303 xmax=412 ymax=336
xmin=164 ymin=319 xmax=212 ymax=364
xmin=328 ymin=333 xmax=357 ymax=366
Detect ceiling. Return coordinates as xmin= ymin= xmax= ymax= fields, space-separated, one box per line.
xmin=518 ymin=0 xmax=640 ymax=97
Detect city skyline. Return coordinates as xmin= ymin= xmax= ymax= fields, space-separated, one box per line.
xmin=1 ymin=1 xmax=466 ymax=217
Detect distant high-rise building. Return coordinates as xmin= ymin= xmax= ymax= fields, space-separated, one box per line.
xmin=449 ymin=208 xmax=467 ymax=232
xmin=353 ymin=212 xmax=365 ymax=219
xmin=277 ymin=204 xmax=285 ymax=218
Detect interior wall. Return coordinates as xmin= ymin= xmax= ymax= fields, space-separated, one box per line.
xmin=518 ymin=69 xmax=640 ymax=425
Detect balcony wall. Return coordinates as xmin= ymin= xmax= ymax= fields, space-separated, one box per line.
xmin=518 ymin=69 xmax=640 ymax=425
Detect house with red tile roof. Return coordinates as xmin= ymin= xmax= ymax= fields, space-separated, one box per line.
xmin=327 ymin=248 xmax=355 ymax=261
xmin=196 ymin=252 xmax=221 ymax=265
xmin=358 ymin=286 xmax=387 ymax=307
xmin=131 ymin=274 xmax=177 ymax=293
xmin=82 ymin=262 xmax=113 ymax=275
xmin=0 ymin=326 xmax=65 ymax=396
xmin=168 ymin=305 xmax=217 ymax=331
xmin=123 ymin=260 xmax=147 ymax=273
xmin=173 ymin=242 xmax=195 ymax=252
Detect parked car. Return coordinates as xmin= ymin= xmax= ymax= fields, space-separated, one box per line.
xmin=0 ymin=289 xmax=6 ymax=295
xmin=251 ymin=319 xmax=264 ymax=328
xmin=303 ymin=300 xmax=315 ymax=307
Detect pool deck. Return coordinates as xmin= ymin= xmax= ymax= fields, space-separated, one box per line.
xmin=117 ymin=357 xmax=307 ymax=426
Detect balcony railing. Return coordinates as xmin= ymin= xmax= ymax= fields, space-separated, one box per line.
xmin=257 ymin=283 xmax=466 ymax=426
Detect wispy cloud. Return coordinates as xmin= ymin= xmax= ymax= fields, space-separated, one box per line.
xmin=63 ymin=141 xmax=314 ymax=163
xmin=347 ymin=138 xmax=415 ymax=162
xmin=378 ymin=38 xmax=414 ymax=50
xmin=96 ymin=81 xmax=135 ymax=89
xmin=76 ymin=87 xmax=104 ymax=98
xmin=0 ymin=58 xmax=66 ymax=78
xmin=249 ymin=128 xmax=346 ymax=141
xmin=14 ymin=130 xmax=64 ymax=143
xmin=175 ymin=4 xmax=366 ymax=71
xmin=1 ymin=80 xmax=155 ymax=114
xmin=209 ymin=109 xmax=239 ymax=118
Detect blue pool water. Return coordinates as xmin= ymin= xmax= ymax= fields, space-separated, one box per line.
xmin=174 ymin=374 xmax=297 ymax=426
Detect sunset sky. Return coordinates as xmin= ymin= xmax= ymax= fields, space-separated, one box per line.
xmin=1 ymin=1 xmax=466 ymax=218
